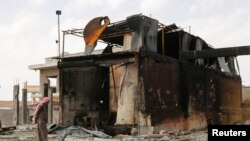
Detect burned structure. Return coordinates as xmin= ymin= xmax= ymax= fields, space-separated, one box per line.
xmin=57 ymin=14 xmax=250 ymax=134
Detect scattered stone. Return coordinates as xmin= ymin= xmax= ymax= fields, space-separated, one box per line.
xmin=235 ymin=122 xmax=242 ymax=125
xmin=141 ymin=134 xmax=165 ymax=139
xmin=48 ymin=134 xmax=58 ymax=138
xmin=180 ymin=130 xmax=191 ymax=135
xmin=159 ymin=130 xmax=167 ymax=135
xmin=168 ymin=129 xmax=180 ymax=136
xmin=94 ymin=137 xmax=120 ymax=141
xmin=189 ymin=128 xmax=196 ymax=133
xmin=0 ymin=134 xmax=16 ymax=139
xmin=138 ymin=126 xmax=154 ymax=135
xmin=114 ymin=134 xmax=132 ymax=141
xmin=16 ymin=125 xmax=29 ymax=131
xmin=131 ymin=128 xmax=138 ymax=135
xmin=122 ymin=137 xmax=140 ymax=141
xmin=28 ymin=125 xmax=36 ymax=130
xmin=242 ymin=120 xmax=250 ymax=125
xmin=157 ymin=135 xmax=171 ymax=141
xmin=175 ymin=138 xmax=189 ymax=141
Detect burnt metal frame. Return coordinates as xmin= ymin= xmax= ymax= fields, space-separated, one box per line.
xmin=180 ymin=45 xmax=250 ymax=59
xmin=59 ymin=16 xmax=174 ymax=59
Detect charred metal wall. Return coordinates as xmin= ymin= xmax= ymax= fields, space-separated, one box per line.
xmin=60 ymin=66 xmax=109 ymax=128
xmin=138 ymin=51 xmax=242 ymax=132
xmin=127 ymin=15 xmax=158 ymax=52
xmin=182 ymin=62 xmax=242 ymax=124
xmin=139 ymin=52 xmax=188 ymax=132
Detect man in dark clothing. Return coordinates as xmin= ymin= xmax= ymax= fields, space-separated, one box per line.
xmin=32 ymin=97 xmax=50 ymax=141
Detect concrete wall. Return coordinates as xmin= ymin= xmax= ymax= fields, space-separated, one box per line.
xmin=40 ymin=68 xmax=59 ymax=96
xmin=115 ymin=61 xmax=139 ymax=125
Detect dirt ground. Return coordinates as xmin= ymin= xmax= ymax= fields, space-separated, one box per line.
xmin=0 ymin=124 xmax=208 ymax=141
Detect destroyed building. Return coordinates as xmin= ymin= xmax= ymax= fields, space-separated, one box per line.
xmin=30 ymin=14 xmax=250 ymax=135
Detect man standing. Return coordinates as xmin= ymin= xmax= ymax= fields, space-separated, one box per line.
xmin=32 ymin=97 xmax=50 ymax=141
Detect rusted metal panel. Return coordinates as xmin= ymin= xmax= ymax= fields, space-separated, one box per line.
xmin=83 ymin=16 xmax=110 ymax=55
xmin=154 ymin=113 xmax=207 ymax=132
xmin=213 ymin=75 xmax=242 ymax=124
xmin=138 ymin=51 xmax=242 ymax=132
xmin=139 ymin=52 xmax=183 ymax=130
xmin=183 ymin=61 xmax=242 ymax=124
xmin=242 ymin=86 xmax=250 ymax=105
xmin=181 ymin=63 xmax=218 ymax=126
xmin=182 ymin=61 xmax=241 ymax=123
xmin=138 ymin=53 xmax=207 ymax=132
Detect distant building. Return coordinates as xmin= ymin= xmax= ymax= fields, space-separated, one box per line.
xmin=0 ymin=101 xmax=13 ymax=127
xmin=0 ymin=100 xmax=34 ymax=126
xmin=0 ymin=100 xmax=13 ymax=110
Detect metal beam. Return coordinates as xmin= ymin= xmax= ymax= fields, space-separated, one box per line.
xmin=180 ymin=46 xmax=250 ymax=59
xmin=95 ymin=57 xmax=135 ymax=65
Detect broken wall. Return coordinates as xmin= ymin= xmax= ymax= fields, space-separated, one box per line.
xmin=40 ymin=68 xmax=59 ymax=96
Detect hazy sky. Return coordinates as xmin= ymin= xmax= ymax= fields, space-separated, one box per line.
xmin=0 ymin=0 xmax=250 ymax=100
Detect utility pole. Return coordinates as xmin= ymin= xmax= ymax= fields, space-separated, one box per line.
xmin=56 ymin=10 xmax=61 ymax=59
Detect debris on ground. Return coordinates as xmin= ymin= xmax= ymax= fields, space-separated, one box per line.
xmin=48 ymin=124 xmax=111 ymax=141
xmin=0 ymin=124 xmax=208 ymax=141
